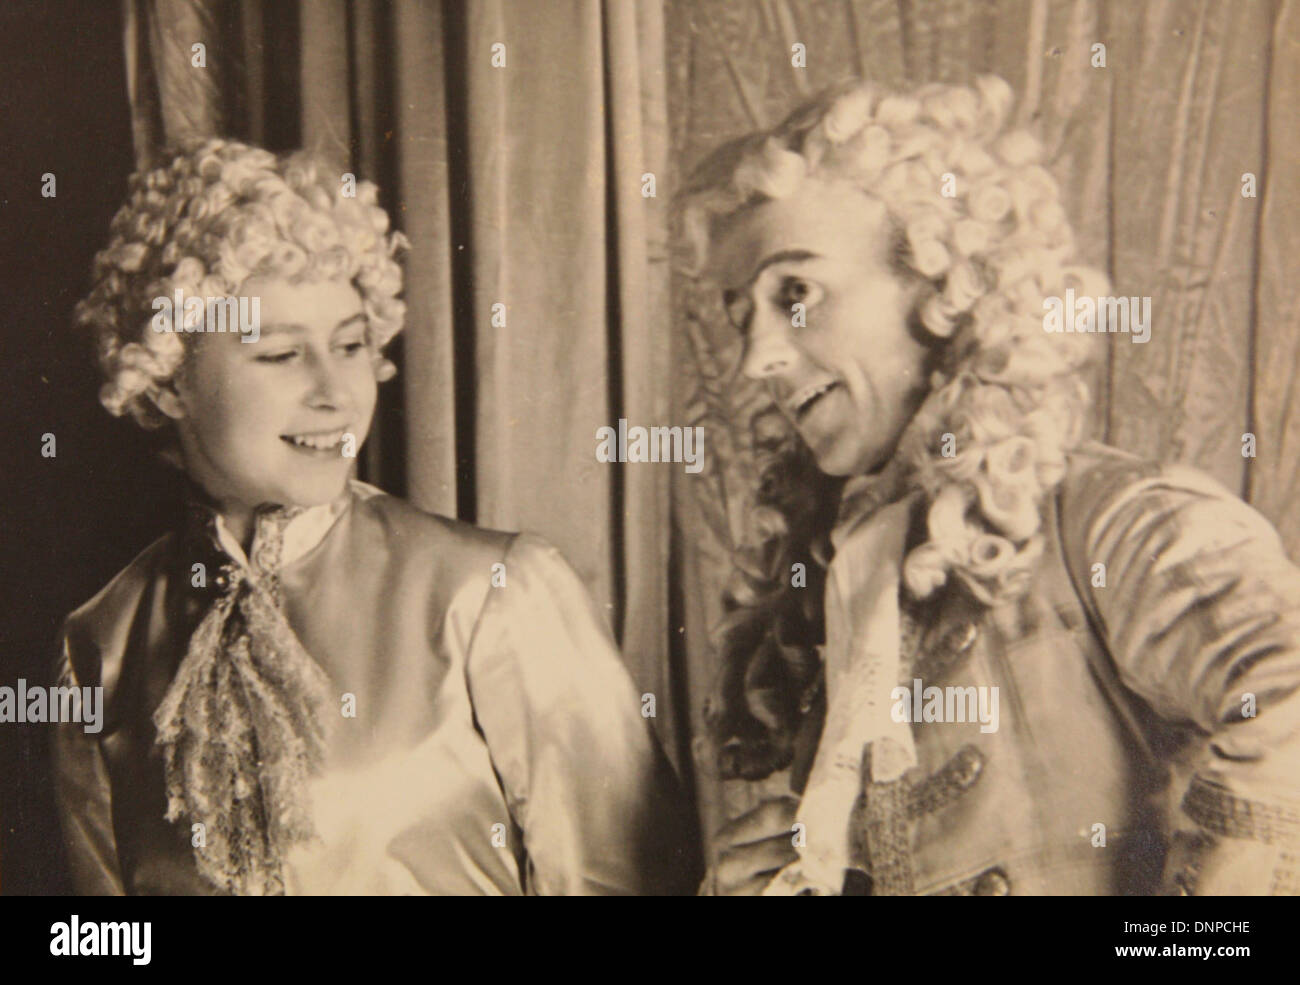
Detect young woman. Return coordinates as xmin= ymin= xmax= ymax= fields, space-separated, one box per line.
xmin=56 ymin=138 xmax=696 ymax=895
xmin=680 ymin=77 xmax=1300 ymax=895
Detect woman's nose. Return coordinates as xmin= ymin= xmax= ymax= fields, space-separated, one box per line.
xmin=305 ymin=353 xmax=351 ymax=411
xmin=741 ymin=312 xmax=799 ymax=380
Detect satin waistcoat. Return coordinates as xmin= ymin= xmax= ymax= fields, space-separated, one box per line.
xmin=53 ymin=482 xmax=698 ymax=895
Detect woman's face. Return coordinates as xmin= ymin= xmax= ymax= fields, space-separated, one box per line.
xmin=161 ymin=274 xmax=378 ymax=513
xmin=707 ymin=177 xmax=931 ymax=477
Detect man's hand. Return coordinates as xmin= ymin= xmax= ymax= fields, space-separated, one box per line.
xmin=706 ymin=796 xmax=801 ymax=895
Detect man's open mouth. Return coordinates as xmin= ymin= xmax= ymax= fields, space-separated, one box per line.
xmin=280 ymin=428 xmax=348 ymax=453
xmin=787 ymin=380 xmax=841 ymax=419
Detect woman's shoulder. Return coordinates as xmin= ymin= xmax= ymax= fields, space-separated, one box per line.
xmin=344 ymin=482 xmax=580 ymax=594
xmin=346 ymin=480 xmax=518 ymax=563
xmin=60 ymin=533 xmax=177 ymax=685
xmin=344 ymin=484 xmax=599 ymax=641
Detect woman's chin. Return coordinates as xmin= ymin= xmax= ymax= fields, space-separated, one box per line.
xmin=258 ymin=475 xmax=351 ymax=510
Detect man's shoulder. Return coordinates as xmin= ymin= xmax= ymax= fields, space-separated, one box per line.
xmin=1059 ymin=441 xmax=1238 ymax=518
xmin=1056 ymin=441 xmax=1278 ymax=562
xmin=1059 ymin=441 xmax=1161 ymax=505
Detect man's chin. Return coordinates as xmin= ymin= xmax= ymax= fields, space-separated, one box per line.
xmin=807 ymin=437 xmax=876 ymax=478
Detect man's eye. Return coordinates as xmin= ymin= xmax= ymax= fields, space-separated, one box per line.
xmin=777 ymin=277 xmax=822 ymax=309
xmin=255 ymin=350 xmax=297 ymax=364
xmin=722 ymin=289 xmax=753 ymax=334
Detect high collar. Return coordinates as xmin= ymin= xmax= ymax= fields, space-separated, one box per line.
xmin=828 ymin=459 xmax=914 ymax=554
xmin=182 ymin=482 xmax=353 ymax=576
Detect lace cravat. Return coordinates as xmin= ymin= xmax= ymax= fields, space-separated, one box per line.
xmin=153 ymin=502 xmax=336 ymax=895
xmin=764 ymin=490 xmax=921 ymax=895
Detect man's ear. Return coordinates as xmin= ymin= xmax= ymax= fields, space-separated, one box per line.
xmin=149 ymin=381 xmax=186 ymax=421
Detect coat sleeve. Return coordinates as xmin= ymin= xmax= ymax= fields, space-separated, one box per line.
xmin=50 ymin=625 xmax=126 ymax=895
xmin=463 ymin=534 xmax=701 ymax=895
xmin=1061 ymin=455 xmax=1300 ymax=895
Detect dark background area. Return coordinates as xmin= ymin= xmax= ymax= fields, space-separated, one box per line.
xmin=1 ymin=0 xmax=185 ymax=894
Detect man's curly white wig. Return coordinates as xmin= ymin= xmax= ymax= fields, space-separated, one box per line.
xmin=680 ymin=77 xmax=1111 ymax=779
xmin=75 ymin=137 xmax=409 ymax=430
xmin=682 ymin=75 xmax=1110 ymax=609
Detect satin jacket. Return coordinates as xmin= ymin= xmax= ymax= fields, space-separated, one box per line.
xmin=52 ymin=481 xmax=698 ymax=895
xmin=791 ymin=442 xmax=1300 ymax=895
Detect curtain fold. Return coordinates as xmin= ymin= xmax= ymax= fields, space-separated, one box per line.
xmin=124 ymin=0 xmax=226 ymax=166
xmin=1250 ymin=0 xmax=1300 ymax=551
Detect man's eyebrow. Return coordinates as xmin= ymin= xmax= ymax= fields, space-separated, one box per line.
xmin=748 ymin=249 xmax=821 ymax=281
xmin=255 ymin=323 xmax=305 ymax=337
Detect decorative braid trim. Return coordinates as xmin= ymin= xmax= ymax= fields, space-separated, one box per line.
xmin=1182 ymin=775 xmax=1300 ymax=847
xmin=1269 ymin=852 xmax=1300 ymax=895
xmin=907 ymin=745 xmax=985 ymax=819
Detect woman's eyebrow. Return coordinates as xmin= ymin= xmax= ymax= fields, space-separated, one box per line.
xmin=335 ymin=313 xmax=367 ymax=330
xmin=258 ymin=315 xmax=367 ymax=336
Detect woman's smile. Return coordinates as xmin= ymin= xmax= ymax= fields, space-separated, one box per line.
xmin=281 ymin=427 xmax=351 ymax=455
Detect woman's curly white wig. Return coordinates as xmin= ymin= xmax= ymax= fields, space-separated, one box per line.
xmin=681 ymin=77 xmax=1110 ymax=778
xmin=75 ymin=137 xmax=409 ymax=430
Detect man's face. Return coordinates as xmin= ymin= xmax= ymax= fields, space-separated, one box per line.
xmin=165 ymin=274 xmax=378 ymax=512
xmin=707 ymin=177 xmax=931 ymax=476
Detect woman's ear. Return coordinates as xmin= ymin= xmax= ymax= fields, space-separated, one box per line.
xmin=373 ymin=356 xmax=397 ymax=382
xmin=149 ymin=382 xmax=186 ymax=421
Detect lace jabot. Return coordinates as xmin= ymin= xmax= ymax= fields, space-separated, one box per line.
xmin=154 ymin=488 xmax=350 ymax=894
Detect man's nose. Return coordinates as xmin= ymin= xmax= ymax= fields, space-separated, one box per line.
xmin=741 ymin=311 xmax=799 ymax=380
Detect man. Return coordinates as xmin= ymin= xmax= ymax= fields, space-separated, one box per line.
xmin=682 ymin=77 xmax=1300 ymax=895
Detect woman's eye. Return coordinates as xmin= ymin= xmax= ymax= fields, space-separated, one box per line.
xmin=338 ymin=341 xmax=367 ymax=356
xmin=777 ymin=277 xmax=822 ymax=310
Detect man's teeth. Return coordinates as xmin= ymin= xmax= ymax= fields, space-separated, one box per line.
xmin=791 ymin=382 xmax=837 ymax=413
xmin=285 ymin=430 xmax=346 ymax=451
